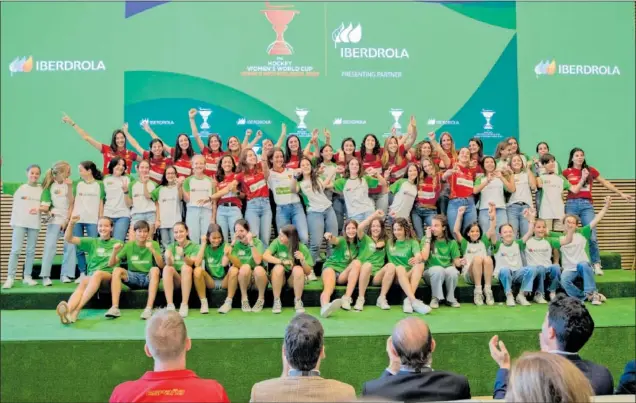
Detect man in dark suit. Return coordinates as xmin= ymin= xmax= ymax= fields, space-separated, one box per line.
xmin=489 ymin=295 xmax=614 ymax=398
xmin=616 ymin=360 xmax=636 ymax=395
xmin=362 ymin=317 xmax=471 ymax=402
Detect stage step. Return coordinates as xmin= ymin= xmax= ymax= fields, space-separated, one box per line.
xmin=1 ymin=269 xmax=633 ymax=310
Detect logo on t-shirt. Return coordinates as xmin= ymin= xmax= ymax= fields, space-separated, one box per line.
xmin=96 ymin=247 xmax=106 ymax=256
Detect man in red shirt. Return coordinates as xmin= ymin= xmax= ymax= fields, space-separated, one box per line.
xmin=109 ymin=310 xmax=229 ymax=403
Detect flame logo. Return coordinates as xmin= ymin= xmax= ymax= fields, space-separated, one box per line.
xmin=9 ymin=56 xmax=33 ymax=76
xmin=236 ymin=118 xmax=246 ymax=125
xmin=333 ymin=118 xmax=343 ymax=125
xmin=332 ymin=23 xmax=362 ymax=48
xmin=546 ymin=60 xmax=556 ymax=75
xmin=534 ymin=59 xmax=556 ymax=78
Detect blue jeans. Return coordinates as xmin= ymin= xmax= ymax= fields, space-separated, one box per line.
xmin=561 ymin=262 xmax=597 ymax=301
xmin=216 ymin=205 xmax=243 ymax=243
xmin=349 ymin=211 xmax=372 ymax=223
xmin=411 ymin=205 xmax=437 ymax=239
xmin=7 ymin=226 xmax=39 ymax=277
xmin=447 ymin=197 xmax=477 ymax=241
xmin=369 ymin=192 xmax=389 ymax=215
xmin=332 ymin=193 xmax=346 ymax=234
xmin=307 ymin=207 xmax=338 ymax=263
xmin=479 ymin=207 xmax=508 ymax=239
xmin=110 ymin=216 xmax=130 ymax=242
xmin=533 ymin=264 xmax=561 ymax=294
xmin=507 ymin=203 xmax=531 ymax=239
xmin=41 ymin=223 xmax=76 ymax=278
xmin=131 ymin=212 xmax=156 ymax=227
xmin=276 ymin=202 xmax=309 ymax=244
xmin=71 ymin=223 xmax=98 ymax=275
xmin=186 ymin=206 xmax=212 ymax=245
xmin=565 ymin=198 xmax=599 ymax=264
xmin=498 ymin=266 xmax=536 ymax=294
xmin=159 ymin=228 xmax=174 ymax=251
xmin=245 ymin=197 xmax=273 ymax=245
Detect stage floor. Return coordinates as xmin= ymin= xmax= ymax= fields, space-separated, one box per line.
xmin=2 ymin=297 xmax=634 ymax=342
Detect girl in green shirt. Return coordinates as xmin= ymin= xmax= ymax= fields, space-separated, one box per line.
xmin=56 ymin=215 xmax=123 ymax=324
xmin=163 ymin=222 xmax=206 ymax=318
xmin=194 ymin=224 xmax=236 ymax=315
xmin=230 ymin=219 xmax=267 ymax=313
xmin=320 ymin=219 xmax=361 ymax=318
xmin=356 ymin=210 xmax=393 ymax=311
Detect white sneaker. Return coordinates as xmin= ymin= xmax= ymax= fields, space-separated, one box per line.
xmin=307 ymin=271 xmax=318 ymax=282
xmin=56 ymin=301 xmax=72 ymax=325
xmin=593 ymin=263 xmax=604 ymax=276
xmin=218 ymin=298 xmax=233 ymax=314
xmin=430 ymin=297 xmax=440 ymax=309
xmin=104 ymin=306 xmax=121 ymax=318
xmin=590 ymin=292 xmax=602 ymax=306
xmin=251 ymin=298 xmax=265 ymax=313
xmin=516 ymin=293 xmax=531 ymax=306
xmin=272 ymin=298 xmax=282 ymax=314
xmin=506 ymin=292 xmax=516 ymax=306
xmin=166 ymin=303 xmax=176 ymax=311
xmin=412 ymin=299 xmax=432 ymax=315
xmin=294 ymin=298 xmax=305 ymax=313
xmin=23 ymin=276 xmax=38 ymax=286
xmin=241 ymin=299 xmax=251 ymax=312
xmin=320 ymin=299 xmax=342 ymax=318
xmin=200 ymin=298 xmax=209 ymax=314
xmin=42 ymin=277 xmax=53 ymax=287
xmin=446 ymin=299 xmax=461 ymax=308
xmin=533 ymin=293 xmax=548 ymax=304
xmin=75 ymin=273 xmax=87 ymax=284
xmin=61 ymin=275 xmax=72 ymax=283
xmin=179 ymin=304 xmax=189 ymax=317
xmin=140 ymin=308 xmax=152 ymax=320
xmin=341 ymin=296 xmax=352 ymax=311
xmin=376 ymin=296 xmax=391 ymax=310
xmin=353 ymin=296 xmax=365 ymax=311
xmin=402 ymin=298 xmax=413 ymax=314
xmin=2 ymin=276 xmax=15 ymax=289
xmin=484 ymin=289 xmax=495 ymax=306
xmin=474 ymin=290 xmax=484 ymax=306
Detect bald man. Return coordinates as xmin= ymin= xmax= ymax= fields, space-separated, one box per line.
xmin=110 ymin=309 xmax=229 ymax=403
xmin=361 ymin=317 xmax=471 ymax=402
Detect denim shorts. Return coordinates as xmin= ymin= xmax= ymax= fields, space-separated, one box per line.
xmin=131 ymin=212 xmax=157 ymax=227
xmin=124 ymin=271 xmax=150 ymax=289
xmin=212 ymin=277 xmax=224 ymax=290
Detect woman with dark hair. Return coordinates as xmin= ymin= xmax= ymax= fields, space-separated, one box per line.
xmin=144 ymin=121 xmax=195 ymax=178
xmin=235 ymin=149 xmax=272 ymax=245
xmin=102 ymin=157 xmax=131 ymax=241
xmin=360 ymin=133 xmax=387 ymax=213
xmin=214 ymin=155 xmax=242 ymax=242
xmin=188 ymin=108 xmax=224 ymax=177
xmin=432 ymin=131 xmax=457 ymax=215
xmin=333 ymin=158 xmax=387 ymax=223
xmin=468 ymin=137 xmax=484 ymax=179
xmin=563 ymin=147 xmax=632 ymax=274
xmin=473 ymin=156 xmax=514 ymax=236
xmin=443 ymin=147 xmax=477 ymax=240
xmin=230 ymin=219 xmax=267 ymax=312
xmin=62 ymin=114 xmax=139 ymax=175
xmin=532 ymin=142 xmax=560 ymax=176
xmin=506 ymin=137 xmax=530 ymax=165
xmin=412 ymin=157 xmax=442 ymax=239
xmin=334 ymin=137 xmax=358 ymax=232
xmin=123 ymin=123 xmax=172 ymax=184
xmin=151 ymin=165 xmax=183 ymax=251
xmin=274 ymin=123 xmax=303 ymax=169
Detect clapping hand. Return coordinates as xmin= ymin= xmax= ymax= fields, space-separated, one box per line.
xmin=488 ymin=335 xmax=511 ymax=369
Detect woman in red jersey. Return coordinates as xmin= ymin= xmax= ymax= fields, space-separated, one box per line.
xmin=443 ymin=147 xmax=477 ymax=240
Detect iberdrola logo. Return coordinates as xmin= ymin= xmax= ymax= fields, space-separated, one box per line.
xmin=9 ymin=56 xmax=33 ymax=76
xmin=535 ymin=59 xmax=557 ymax=78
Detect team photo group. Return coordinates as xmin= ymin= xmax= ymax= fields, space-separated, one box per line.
xmin=4 ymin=108 xmax=633 ymax=324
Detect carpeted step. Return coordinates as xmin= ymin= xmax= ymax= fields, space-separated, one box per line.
xmin=1 ymin=270 xmax=633 ymax=310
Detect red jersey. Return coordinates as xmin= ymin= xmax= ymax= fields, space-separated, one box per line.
xmin=361 ymin=149 xmax=383 ymax=194
xmin=417 ymin=173 xmax=442 ymax=208
xmin=468 ymin=157 xmax=483 ymax=179
xmin=143 ymin=151 xmax=173 ymax=184
xmin=386 ymin=144 xmax=409 ymax=183
xmin=201 ymin=149 xmax=225 ymax=178
xmin=563 ymin=166 xmax=600 ymax=201
xmin=216 ymin=172 xmax=242 ymax=209
xmin=336 ymin=150 xmax=361 ymax=167
xmin=236 ymin=163 xmax=269 ymax=201
xmin=101 ymin=144 xmax=139 ymax=175
xmin=433 ymin=149 xmax=455 ymax=171
xmin=109 ymin=370 xmax=229 ymax=403
xmin=449 ymin=165 xmax=474 ymax=199
xmin=170 ymin=149 xmax=192 ymax=178
xmin=286 ymin=154 xmax=300 ymax=169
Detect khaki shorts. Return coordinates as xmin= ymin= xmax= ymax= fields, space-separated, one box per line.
xmin=545 ymin=219 xmax=564 ymax=232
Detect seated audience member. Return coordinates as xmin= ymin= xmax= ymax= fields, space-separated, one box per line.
xmin=362 ymin=317 xmax=471 ymax=402
xmin=250 ymin=313 xmax=356 ymax=402
xmin=616 ymin=360 xmax=636 ymax=395
xmin=489 ymin=295 xmax=614 ymax=398
xmin=109 ymin=309 xmax=229 ymax=403
xmin=504 ymin=352 xmax=594 ymax=402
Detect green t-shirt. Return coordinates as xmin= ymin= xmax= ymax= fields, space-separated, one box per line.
xmin=266 ymin=238 xmax=314 ymax=271
xmin=116 ymin=240 xmax=161 ymax=273
xmin=204 ymin=243 xmax=227 ymax=278
xmin=323 ymin=236 xmax=358 ymax=272
xmin=166 ymin=241 xmax=200 ymax=271
xmin=231 ymin=238 xmax=266 ymax=267
xmin=423 ymin=238 xmax=460 ymax=268
xmin=387 ymin=238 xmax=421 ymax=268
xmin=78 ymin=237 xmax=123 ymax=274
xmin=357 ymin=235 xmax=387 ymax=273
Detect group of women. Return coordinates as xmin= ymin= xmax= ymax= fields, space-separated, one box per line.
xmin=3 ymin=110 xmax=633 ymax=322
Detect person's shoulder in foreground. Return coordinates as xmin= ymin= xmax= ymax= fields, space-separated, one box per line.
xmin=109 ymin=309 xmax=229 ymax=403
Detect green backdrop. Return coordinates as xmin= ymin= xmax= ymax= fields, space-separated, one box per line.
xmin=1 ymin=1 xmax=633 ymax=181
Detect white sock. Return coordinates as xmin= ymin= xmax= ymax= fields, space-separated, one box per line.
xmin=200 ymin=298 xmax=207 ymax=303
xmin=475 ymin=285 xmax=483 ymax=292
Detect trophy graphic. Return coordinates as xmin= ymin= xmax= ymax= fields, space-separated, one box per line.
xmin=198 ymin=108 xmax=212 ymax=131
xmin=481 ymin=109 xmax=495 ymax=130
xmin=296 ymin=108 xmax=309 ymax=130
xmin=390 ymin=109 xmax=404 ymax=130
xmin=261 ymin=2 xmax=299 ymax=56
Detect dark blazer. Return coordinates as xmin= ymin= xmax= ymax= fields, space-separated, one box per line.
xmin=493 ymin=352 xmax=614 ymax=399
xmin=362 ymin=368 xmax=471 ymax=402
xmin=616 ymin=360 xmax=636 ymax=395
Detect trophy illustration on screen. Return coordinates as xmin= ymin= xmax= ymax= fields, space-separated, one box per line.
xmin=390 ymin=109 xmax=404 ymax=130
xmin=261 ymin=2 xmax=299 ymax=56
xmin=296 ymin=108 xmax=309 ymax=130
xmin=481 ymin=109 xmax=495 ymax=130
xmin=198 ymin=108 xmax=212 ymax=131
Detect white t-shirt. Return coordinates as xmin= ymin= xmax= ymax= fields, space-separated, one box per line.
xmin=508 ymin=172 xmax=534 ymax=206
xmin=334 ymin=176 xmax=377 ymax=218
xmin=129 ymin=179 xmax=157 ymax=214
xmin=460 ymin=236 xmax=490 ymax=279
xmin=183 ymin=176 xmax=213 ymax=210
xmin=103 ymin=175 xmax=131 ymax=218
xmin=476 ymin=176 xmax=506 ymax=209
xmin=151 ymin=185 xmax=181 ymax=229
xmin=72 ymin=180 xmax=104 ymax=224
xmin=539 ymin=174 xmax=570 ymax=219
xmin=525 ymin=237 xmax=559 ymax=267
xmin=268 ymin=168 xmax=301 ymax=206
xmin=41 ymin=181 xmax=71 ymax=226
xmin=389 ymin=179 xmax=417 ymax=219
xmin=559 ymin=226 xmax=591 ymax=271
xmin=298 ymin=178 xmax=332 ymax=213
xmin=11 ymin=183 xmax=43 ymax=229
xmin=493 ymin=240 xmax=525 ymax=275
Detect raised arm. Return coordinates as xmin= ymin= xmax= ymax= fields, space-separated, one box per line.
xmin=595 ymin=175 xmax=633 ymax=201
xmin=242 ymin=129 xmax=253 ymax=148
xmin=247 ymin=130 xmax=262 ymax=150
xmin=64 ymin=216 xmax=83 ymax=245
xmin=275 ymin=123 xmax=287 ymax=149
xmin=143 ymin=121 xmax=171 ymax=154
xmin=589 ymin=196 xmax=612 ymax=229
xmin=401 ymin=116 xmax=418 ymax=150
xmin=62 ymin=114 xmax=102 ymax=151
xmin=428 ymin=132 xmax=451 ymax=168
xmin=188 ymin=108 xmax=205 ymax=152
xmin=486 ymin=202 xmax=497 ymax=244
xmin=359 ymin=210 xmax=384 ymax=238
xmin=559 ymin=225 xmax=576 ymax=246
xmin=323 ymin=128 xmax=331 ymax=146
xmin=498 ymin=169 xmax=516 ymax=193
xmin=122 ymin=123 xmax=146 ymax=158
xmin=526 ymin=165 xmax=537 ymax=191
xmin=304 ymin=129 xmax=318 ymax=158
xmin=521 ymin=207 xmax=537 ymax=243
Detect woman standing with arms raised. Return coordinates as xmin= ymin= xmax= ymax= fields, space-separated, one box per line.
xmin=122 ymin=123 xmax=172 ymax=184
xmin=444 ymin=147 xmax=477 ymax=240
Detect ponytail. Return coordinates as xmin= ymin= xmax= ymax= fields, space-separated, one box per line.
xmin=79 ymin=161 xmax=103 ymax=181
xmin=42 ymin=161 xmax=71 ymax=190
xmin=42 ymin=169 xmax=55 ymax=190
